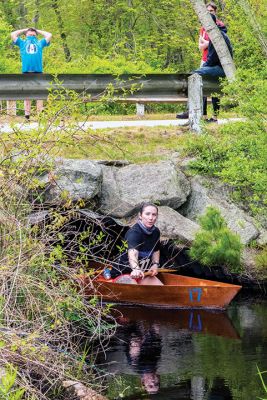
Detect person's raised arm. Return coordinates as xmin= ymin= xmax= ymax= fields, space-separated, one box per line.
xmin=199 ymin=35 xmax=209 ymax=51
xmin=128 ymin=249 xmax=144 ymax=279
xmin=36 ymin=29 xmax=52 ymax=43
xmin=11 ymin=28 xmax=27 ymax=42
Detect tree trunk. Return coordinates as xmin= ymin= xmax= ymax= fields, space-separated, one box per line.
xmin=190 ymin=0 xmax=236 ymax=80
xmin=51 ymin=0 xmax=72 ymax=62
xmin=33 ymin=0 xmax=40 ymax=27
xmin=19 ymin=0 xmax=28 ymax=26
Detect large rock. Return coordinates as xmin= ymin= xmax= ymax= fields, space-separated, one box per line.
xmin=180 ymin=176 xmax=259 ymax=245
xmin=39 ymin=159 xmax=102 ymax=205
xmin=99 ymin=161 xmax=191 ymax=217
xmin=156 ymin=206 xmax=200 ymax=243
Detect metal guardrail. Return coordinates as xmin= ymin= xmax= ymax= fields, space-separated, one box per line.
xmin=0 ymin=73 xmax=220 ymax=101
xmin=0 ymin=73 xmax=221 ymax=133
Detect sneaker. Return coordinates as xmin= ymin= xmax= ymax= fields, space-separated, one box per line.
xmin=205 ymin=117 xmax=218 ymax=123
xmin=176 ymin=111 xmax=189 ymax=119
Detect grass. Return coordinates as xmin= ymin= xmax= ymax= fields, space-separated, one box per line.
xmin=53 ymin=125 xmax=189 ymax=163
xmin=0 ymin=112 xmax=180 ymax=123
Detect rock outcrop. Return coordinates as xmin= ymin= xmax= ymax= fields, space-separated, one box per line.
xmin=156 ymin=206 xmax=200 ymax=243
xmin=38 ymin=158 xmax=102 ymax=205
xmin=99 ymin=161 xmax=191 ymax=217
xmin=180 ymin=176 xmax=259 ymax=245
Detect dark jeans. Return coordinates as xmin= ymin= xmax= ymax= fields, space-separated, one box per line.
xmin=194 ymin=65 xmax=225 ymax=117
xmin=203 ymin=96 xmax=220 ymax=116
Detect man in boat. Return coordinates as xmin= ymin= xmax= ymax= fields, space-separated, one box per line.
xmin=112 ymin=202 xmax=163 ymax=285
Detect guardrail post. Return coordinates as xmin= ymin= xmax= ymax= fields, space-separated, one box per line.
xmin=7 ymin=100 xmax=17 ymax=116
xmin=136 ymin=103 xmax=145 ymax=117
xmin=188 ymin=74 xmax=203 ymax=134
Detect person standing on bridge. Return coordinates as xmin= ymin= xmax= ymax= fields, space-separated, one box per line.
xmin=11 ymin=27 xmax=52 ymax=120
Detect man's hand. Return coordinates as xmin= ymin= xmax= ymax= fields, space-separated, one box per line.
xmin=130 ymin=268 xmax=144 ymax=280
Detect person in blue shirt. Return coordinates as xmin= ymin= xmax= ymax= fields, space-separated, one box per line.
xmin=11 ymin=27 xmax=52 ymax=120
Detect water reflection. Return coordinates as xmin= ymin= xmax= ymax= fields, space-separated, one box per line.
xmin=114 ymin=306 xmax=240 ymax=340
xmin=102 ymin=300 xmax=267 ymax=399
xmin=123 ymin=321 xmax=161 ymax=395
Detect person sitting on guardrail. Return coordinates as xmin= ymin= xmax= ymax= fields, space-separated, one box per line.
xmin=176 ymin=3 xmax=229 ymax=123
xmin=11 ymin=27 xmax=52 ymax=120
xmin=194 ymin=13 xmax=233 ymax=123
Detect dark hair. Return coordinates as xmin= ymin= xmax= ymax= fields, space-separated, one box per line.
xmin=206 ymin=2 xmax=217 ymax=11
xmin=139 ymin=202 xmax=158 ymax=215
xmin=26 ymin=27 xmax=37 ymax=34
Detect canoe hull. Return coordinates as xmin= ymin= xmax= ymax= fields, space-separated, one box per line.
xmin=81 ymin=272 xmax=242 ymax=309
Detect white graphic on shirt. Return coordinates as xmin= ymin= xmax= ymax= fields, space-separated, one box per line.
xmin=26 ymin=43 xmax=38 ymax=54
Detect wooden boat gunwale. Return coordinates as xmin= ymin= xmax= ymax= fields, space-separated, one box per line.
xmin=80 ymin=271 xmax=242 ymax=310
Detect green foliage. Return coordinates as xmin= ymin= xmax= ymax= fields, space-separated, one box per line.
xmin=222 ymin=67 xmax=267 ymax=121
xmin=183 ymin=120 xmax=267 ymax=218
xmin=0 ymin=11 xmax=17 ymax=73
xmin=1 ymin=0 xmax=267 ymax=75
xmin=255 ymin=247 xmax=267 ymax=279
xmin=0 ymin=85 xmax=120 ymax=398
xmin=0 ymin=365 xmax=24 ymax=400
xmin=0 ymin=0 xmax=201 ymax=73
xmin=189 ymin=207 xmax=243 ymax=272
xmin=257 ymin=366 xmax=267 ymax=399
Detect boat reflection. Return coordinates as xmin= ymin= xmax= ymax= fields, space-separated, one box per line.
xmin=112 ymin=306 xmax=240 ymax=340
xmin=102 ymin=307 xmax=240 ymax=397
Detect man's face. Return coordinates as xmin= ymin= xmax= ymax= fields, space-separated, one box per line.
xmin=26 ymin=30 xmax=37 ymax=37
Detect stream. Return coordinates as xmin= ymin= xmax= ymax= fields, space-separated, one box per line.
xmin=99 ymin=296 xmax=267 ymax=399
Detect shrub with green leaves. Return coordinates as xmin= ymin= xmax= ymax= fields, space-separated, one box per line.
xmin=255 ymin=247 xmax=267 ymax=279
xmin=189 ymin=207 xmax=243 ymax=273
xmin=0 ymin=365 xmax=24 ymax=400
xmin=183 ymin=119 xmax=267 ymax=219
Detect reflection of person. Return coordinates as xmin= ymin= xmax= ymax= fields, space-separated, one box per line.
xmin=11 ymin=27 xmax=52 ymax=120
xmin=125 ymin=322 xmax=161 ymax=395
xmin=113 ymin=202 xmax=163 ymax=285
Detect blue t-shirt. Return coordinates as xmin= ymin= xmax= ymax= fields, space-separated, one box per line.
xmin=14 ymin=36 xmax=50 ymax=73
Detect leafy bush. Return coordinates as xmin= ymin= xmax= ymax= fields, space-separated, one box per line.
xmin=0 ymin=365 xmax=24 ymax=400
xmin=183 ymin=120 xmax=267 ymax=219
xmin=255 ymin=247 xmax=267 ymax=279
xmin=0 ymin=90 xmax=118 ymax=398
xmin=189 ymin=207 xmax=243 ymax=273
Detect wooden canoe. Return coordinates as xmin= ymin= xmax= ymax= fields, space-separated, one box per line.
xmin=80 ymin=272 xmax=242 ymax=309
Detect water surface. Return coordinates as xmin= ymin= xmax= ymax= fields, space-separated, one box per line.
xmin=101 ymin=297 xmax=267 ymax=399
